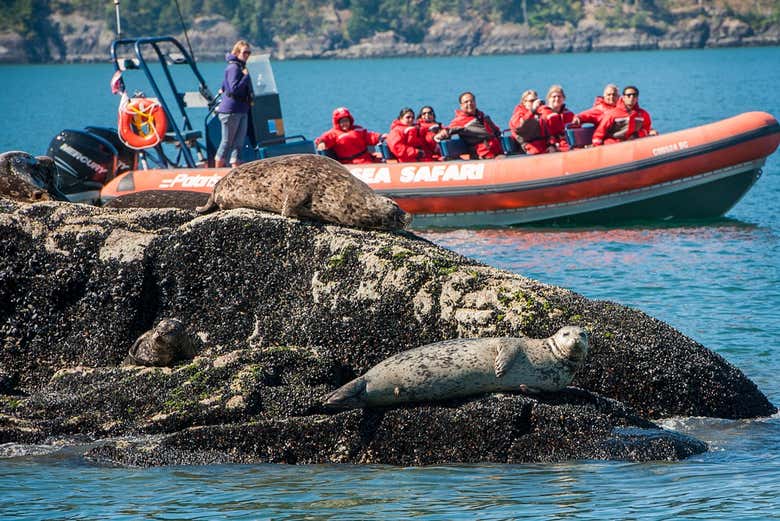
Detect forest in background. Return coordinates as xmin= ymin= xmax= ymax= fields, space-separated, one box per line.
xmin=3 ymin=0 xmax=780 ymax=53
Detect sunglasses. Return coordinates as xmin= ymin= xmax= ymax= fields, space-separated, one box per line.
xmin=624 ymin=92 xmax=638 ymax=97
xmin=421 ymin=111 xmax=434 ymax=116
xmin=524 ymin=98 xmax=538 ymax=103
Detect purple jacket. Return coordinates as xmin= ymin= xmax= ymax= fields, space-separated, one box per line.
xmin=217 ymin=53 xmax=253 ymax=114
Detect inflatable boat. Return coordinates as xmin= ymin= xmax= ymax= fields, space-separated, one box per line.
xmin=46 ymin=35 xmax=780 ymax=227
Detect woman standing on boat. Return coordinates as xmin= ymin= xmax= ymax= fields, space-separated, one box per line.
xmin=214 ymin=40 xmax=254 ymax=168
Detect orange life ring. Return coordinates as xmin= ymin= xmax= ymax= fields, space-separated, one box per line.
xmin=118 ymin=97 xmax=168 ymax=149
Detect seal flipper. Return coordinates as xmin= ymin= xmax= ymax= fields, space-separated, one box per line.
xmin=495 ymin=341 xmax=521 ymax=378
xmin=195 ymin=192 xmax=218 ymax=214
xmin=324 ymin=377 xmax=368 ymax=409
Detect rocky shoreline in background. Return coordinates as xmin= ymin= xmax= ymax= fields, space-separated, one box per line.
xmin=1 ymin=9 xmax=779 ymax=64
xmin=0 ymin=198 xmax=775 ymax=466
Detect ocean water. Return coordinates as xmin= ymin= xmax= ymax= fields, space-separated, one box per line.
xmin=1 ymin=47 xmax=780 ymax=519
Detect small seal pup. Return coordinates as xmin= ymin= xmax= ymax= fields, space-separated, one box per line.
xmin=195 ymin=154 xmax=411 ymax=230
xmin=324 ymin=326 xmax=589 ymax=409
xmin=122 ymin=318 xmax=199 ymax=367
xmin=0 ymin=151 xmax=65 ymax=202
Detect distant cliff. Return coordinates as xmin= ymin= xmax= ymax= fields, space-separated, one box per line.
xmin=1 ymin=1 xmax=779 ymax=63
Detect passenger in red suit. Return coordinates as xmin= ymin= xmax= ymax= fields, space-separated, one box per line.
xmin=508 ymin=89 xmax=548 ymax=155
xmin=538 ymin=85 xmax=580 ymax=152
xmin=387 ymin=107 xmax=438 ymax=162
xmin=577 ymin=83 xmax=619 ymax=125
xmin=417 ymin=105 xmax=442 ymax=135
xmin=592 ymin=86 xmax=658 ymax=147
xmin=435 ymin=92 xmax=504 ymax=159
xmin=315 ymin=107 xmax=383 ymax=164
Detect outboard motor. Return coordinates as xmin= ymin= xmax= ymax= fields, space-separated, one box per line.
xmin=46 ymin=129 xmax=119 ymax=203
xmin=85 ymin=126 xmax=137 ymax=175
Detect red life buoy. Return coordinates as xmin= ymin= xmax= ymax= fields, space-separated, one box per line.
xmin=118 ymin=97 xmax=168 ymax=149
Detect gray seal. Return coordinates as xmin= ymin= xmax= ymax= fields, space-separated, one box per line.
xmin=122 ymin=318 xmax=200 ymax=367
xmin=324 ymin=326 xmax=589 ymax=409
xmin=0 ymin=151 xmax=65 ymax=202
xmin=196 ymin=154 xmax=411 ymax=230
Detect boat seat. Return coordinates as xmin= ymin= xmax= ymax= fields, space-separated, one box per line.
xmin=257 ymin=135 xmax=315 ymax=158
xmin=500 ymin=130 xmax=523 ymax=156
xmin=438 ymin=137 xmax=472 ymax=159
xmin=377 ymin=142 xmax=396 ymax=160
xmin=565 ymin=124 xmax=595 ymax=148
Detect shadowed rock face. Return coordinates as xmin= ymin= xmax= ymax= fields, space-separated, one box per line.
xmin=0 ymin=199 xmax=774 ymax=466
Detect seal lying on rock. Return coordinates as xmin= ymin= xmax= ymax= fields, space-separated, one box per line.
xmin=195 ymin=154 xmax=411 ymax=230
xmin=324 ymin=326 xmax=589 ymax=409
xmin=122 ymin=318 xmax=200 ymax=367
xmin=0 ymin=151 xmax=65 ymax=202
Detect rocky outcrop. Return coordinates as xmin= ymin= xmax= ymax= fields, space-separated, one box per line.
xmin=0 ymin=199 xmax=774 ymax=466
xmin=2 ymin=8 xmax=779 ymax=63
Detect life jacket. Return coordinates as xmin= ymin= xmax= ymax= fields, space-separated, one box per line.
xmin=509 ymin=104 xmax=545 ymax=143
xmin=315 ymin=107 xmax=381 ymax=164
xmin=387 ymin=119 xmax=437 ymax=162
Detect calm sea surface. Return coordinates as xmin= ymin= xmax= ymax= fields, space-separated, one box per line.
xmin=1 ymin=47 xmax=780 ymax=519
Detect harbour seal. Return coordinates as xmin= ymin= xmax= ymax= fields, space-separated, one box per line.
xmin=122 ymin=318 xmax=200 ymax=367
xmin=195 ymin=154 xmax=411 ymax=230
xmin=0 ymin=151 xmax=65 ymax=202
xmin=324 ymin=326 xmax=589 ymax=409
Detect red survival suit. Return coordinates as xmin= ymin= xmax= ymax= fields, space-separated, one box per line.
xmin=577 ymin=96 xmax=616 ymax=125
xmin=508 ymin=102 xmax=548 ymax=155
xmin=315 ymin=107 xmax=381 ymax=164
xmin=591 ymin=98 xmax=653 ymax=147
xmin=417 ymin=117 xmax=442 ymax=135
xmin=539 ymin=104 xmax=577 ymax=152
xmin=448 ymin=108 xmax=503 ymax=159
xmin=387 ymin=119 xmax=438 ymax=162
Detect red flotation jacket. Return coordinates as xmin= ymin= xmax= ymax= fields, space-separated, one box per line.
xmin=387 ymin=119 xmax=438 ymax=162
xmin=417 ymin=117 xmax=442 ymax=133
xmin=508 ymin=103 xmax=548 ymax=155
xmin=315 ymin=107 xmax=381 ymax=164
xmin=539 ymin=104 xmax=577 ymax=152
xmin=448 ymin=108 xmax=503 ymax=159
xmin=577 ymin=96 xmax=616 ymax=125
xmin=592 ymin=98 xmax=653 ymax=147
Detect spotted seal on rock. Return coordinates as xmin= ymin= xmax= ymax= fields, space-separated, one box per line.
xmin=195 ymin=154 xmax=411 ymax=230
xmin=0 ymin=151 xmax=65 ymax=202
xmin=324 ymin=326 xmax=589 ymax=409
xmin=122 ymin=318 xmax=200 ymax=367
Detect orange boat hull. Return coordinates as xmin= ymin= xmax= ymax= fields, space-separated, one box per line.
xmin=100 ymin=111 xmax=780 ymax=227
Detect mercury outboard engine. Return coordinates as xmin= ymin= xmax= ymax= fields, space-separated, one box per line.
xmin=85 ymin=126 xmax=137 ymax=175
xmin=46 ymin=129 xmax=119 ymax=203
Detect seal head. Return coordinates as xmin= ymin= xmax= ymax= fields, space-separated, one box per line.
xmin=122 ymin=318 xmax=199 ymax=367
xmin=0 ymin=151 xmax=65 ymax=202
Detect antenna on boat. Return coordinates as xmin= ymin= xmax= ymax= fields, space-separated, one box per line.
xmin=173 ymin=0 xmax=196 ymax=61
xmin=113 ymin=0 xmax=122 ymax=37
